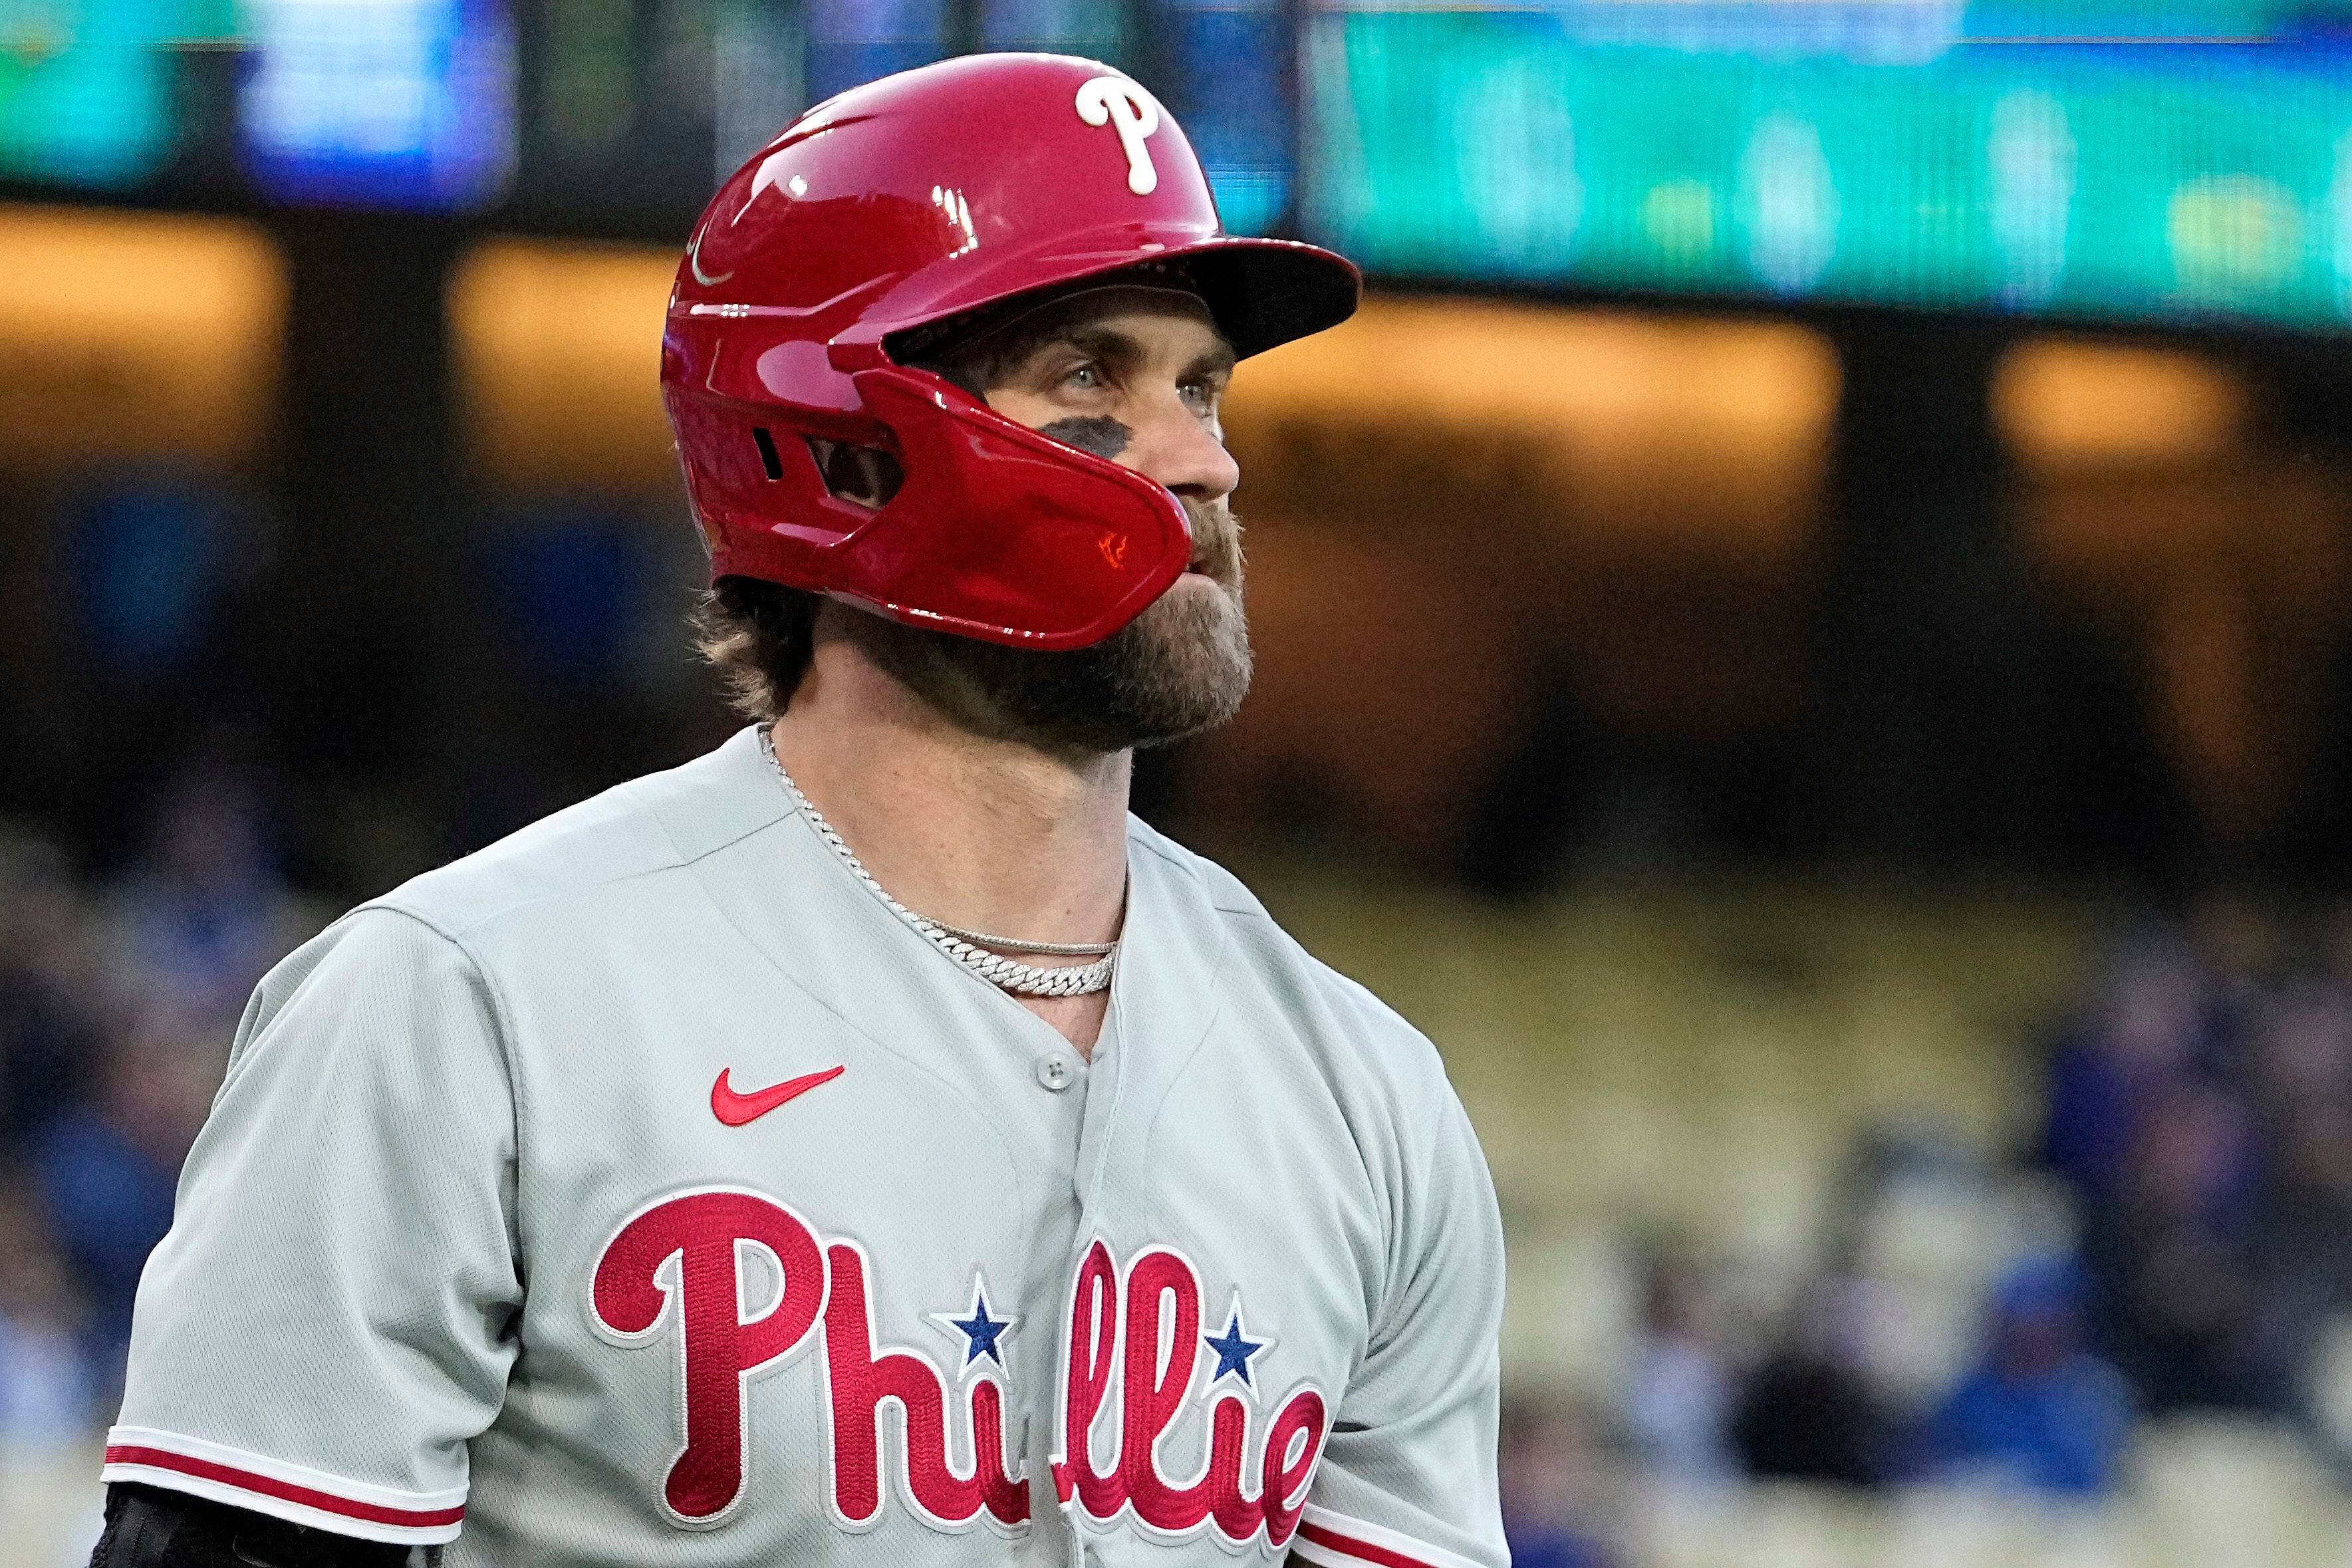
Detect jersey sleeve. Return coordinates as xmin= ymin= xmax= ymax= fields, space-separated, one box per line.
xmin=104 ymin=906 xmax=523 ymax=1547
xmin=1296 ymin=1073 xmax=1509 ymax=1568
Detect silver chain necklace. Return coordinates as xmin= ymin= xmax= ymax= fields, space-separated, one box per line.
xmin=759 ymin=729 xmax=1118 ymax=997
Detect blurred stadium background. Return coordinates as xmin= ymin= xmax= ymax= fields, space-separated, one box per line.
xmin=7 ymin=0 xmax=2352 ymax=1562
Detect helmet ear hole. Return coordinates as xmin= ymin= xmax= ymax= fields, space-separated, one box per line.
xmin=805 ymin=438 xmax=904 ymax=510
xmin=751 ymin=427 xmax=787 ymax=481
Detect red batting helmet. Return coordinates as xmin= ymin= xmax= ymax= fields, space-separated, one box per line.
xmin=660 ymin=52 xmax=1360 ymax=650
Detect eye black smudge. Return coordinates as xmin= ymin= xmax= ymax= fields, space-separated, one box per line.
xmin=1039 ymin=416 xmax=1130 ymax=461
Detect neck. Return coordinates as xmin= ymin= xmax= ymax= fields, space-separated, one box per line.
xmin=769 ymin=634 xmax=1133 ymax=954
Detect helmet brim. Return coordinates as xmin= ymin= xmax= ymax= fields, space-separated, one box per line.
xmin=1163 ymin=235 xmax=1365 ymax=361
xmin=878 ymin=229 xmax=1361 ymax=366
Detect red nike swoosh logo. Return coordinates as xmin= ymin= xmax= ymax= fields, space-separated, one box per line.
xmin=711 ymin=1064 xmax=845 ymax=1126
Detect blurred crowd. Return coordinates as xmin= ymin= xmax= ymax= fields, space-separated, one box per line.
xmin=0 ymin=751 xmax=326 ymax=1462
xmin=1502 ymin=897 xmax=2352 ymax=1567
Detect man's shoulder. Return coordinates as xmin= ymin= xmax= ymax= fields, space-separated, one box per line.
xmin=370 ymin=727 xmax=783 ymax=945
xmin=1126 ymin=818 xmax=1449 ymax=1094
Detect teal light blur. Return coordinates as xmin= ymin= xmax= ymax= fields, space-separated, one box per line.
xmin=1305 ymin=4 xmax=2352 ymax=328
xmin=0 ymin=0 xmax=230 ymax=186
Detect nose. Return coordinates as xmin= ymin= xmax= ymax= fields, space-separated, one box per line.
xmin=1124 ymin=394 xmax=1240 ymax=506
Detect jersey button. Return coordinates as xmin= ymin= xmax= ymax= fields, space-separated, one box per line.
xmin=1035 ymin=1054 xmax=1076 ymax=1091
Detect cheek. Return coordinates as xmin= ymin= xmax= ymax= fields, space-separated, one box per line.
xmin=1037 ymin=416 xmax=1132 ymax=461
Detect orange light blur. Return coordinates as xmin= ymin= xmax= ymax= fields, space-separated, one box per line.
xmin=0 ymin=207 xmax=284 ymax=468
xmin=1231 ymin=297 xmax=1841 ymax=567
xmin=448 ymin=239 xmax=678 ymax=493
xmin=1995 ymin=337 xmax=2252 ymax=471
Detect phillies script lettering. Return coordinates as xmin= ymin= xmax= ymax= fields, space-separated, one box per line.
xmin=590 ymin=1188 xmax=1025 ymax=1531
xmin=588 ymin=1192 xmax=1327 ymax=1543
xmin=1051 ymin=1240 xmax=1329 ymax=1547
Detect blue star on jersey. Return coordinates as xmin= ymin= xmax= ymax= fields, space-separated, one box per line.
xmin=953 ymin=1299 xmax=1010 ymax=1365
xmin=1202 ymin=1293 xmax=1273 ymax=1388
xmin=928 ymin=1273 xmax=1017 ymax=1376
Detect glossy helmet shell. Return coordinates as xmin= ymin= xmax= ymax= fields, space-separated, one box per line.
xmin=660 ymin=52 xmax=1361 ymax=650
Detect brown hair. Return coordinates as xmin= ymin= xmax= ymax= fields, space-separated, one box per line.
xmin=692 ymin=576 xmax=821 ymax=722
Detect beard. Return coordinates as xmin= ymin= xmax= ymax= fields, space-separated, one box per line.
xmin=839 ymin=498 xmax=1252 ymax=755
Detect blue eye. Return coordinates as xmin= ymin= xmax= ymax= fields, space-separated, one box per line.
xmin=1065 ymin=364 xmax=1102 ymax=390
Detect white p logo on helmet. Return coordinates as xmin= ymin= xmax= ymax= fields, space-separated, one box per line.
xmin=1075 ymin=75 xmax=1161 ymax=196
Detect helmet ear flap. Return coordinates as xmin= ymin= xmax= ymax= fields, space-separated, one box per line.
xmin=678 ymin=366 xmax=1190 ymax=650
xmin=903 ymin=359 xmax=989 ymax=402
xmin=817 ymin=366 xmax=1193 ymax=650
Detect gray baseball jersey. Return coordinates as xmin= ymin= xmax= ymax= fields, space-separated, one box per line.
xmin=106 ymin=726 xmax=1507 ymax=1568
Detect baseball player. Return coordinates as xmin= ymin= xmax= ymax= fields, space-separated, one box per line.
xmin=93 ymin=53 xmax=1507 ymax=1568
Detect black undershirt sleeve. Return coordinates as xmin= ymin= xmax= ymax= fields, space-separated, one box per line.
xmin=90 ymin=1484 xmax=428 ymax=1568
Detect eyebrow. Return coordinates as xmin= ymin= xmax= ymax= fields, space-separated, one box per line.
xmin=1186 ymin=340 xmax=1239 ymax=383
xmin=1041 ymin=325 xmax=1142 ymax=369
xmin=1020 ymin=323 xmax=1238 ymax=384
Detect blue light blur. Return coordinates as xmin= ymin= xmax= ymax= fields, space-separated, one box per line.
xmin=69 ymin=481 xmax=233 ymax=676
xmin=240 ymin=0 xmax=517 ymax=211
xmin=805 ymin=0 xmax=949 ymax=104
xmin=1162 ymin=0 xmax=1291 ymax=236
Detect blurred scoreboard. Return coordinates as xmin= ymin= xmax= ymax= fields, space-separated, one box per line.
xmin=6 ymin=1 xmax=2352 ymax=332
xmin=0 ymin=0 xmax=516 ymax=204
xmin=1311 ymin=1 xmax=2352 ymax=330
xmin=0 ymin=1 xmax=1284 ymax=223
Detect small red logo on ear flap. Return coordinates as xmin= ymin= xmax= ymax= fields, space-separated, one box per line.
xmin=1099 ymin=533 xmax=1129 ymax=570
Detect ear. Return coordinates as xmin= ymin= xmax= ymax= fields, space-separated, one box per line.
xmin=803 ymin=438 xmax=905 ymax=509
